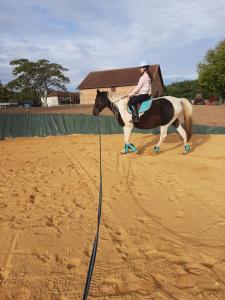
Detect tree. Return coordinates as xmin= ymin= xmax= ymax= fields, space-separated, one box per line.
xmin=197 ymin=40 xmax=225 ymax=101
xmin=7 ymin=59 xmax=70 ymax=106
xmin=0 ymin=81 xmax=11 ymax=103
xmin=165 ymin=80 xmax=202 ymax=99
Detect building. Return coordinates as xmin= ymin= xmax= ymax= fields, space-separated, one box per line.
xmin=45 ymin=91 xmax=80 ymax=106
xmin=77 ymin=65 xmax=164 ymax=104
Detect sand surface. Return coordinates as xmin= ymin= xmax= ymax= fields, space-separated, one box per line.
xmin=0 ymin=133 xmax=225 ymax=299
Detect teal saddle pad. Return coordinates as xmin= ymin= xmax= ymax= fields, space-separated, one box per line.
xmin=128 ymin=98 xmax=153 ymax=114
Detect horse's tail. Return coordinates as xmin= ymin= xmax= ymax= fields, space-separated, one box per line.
xmin=181 ymin=98 xmax=192 ymax=142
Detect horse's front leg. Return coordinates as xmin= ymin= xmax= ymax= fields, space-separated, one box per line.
xmin=153 ymin=124 xmax=169 ymax=153
xmin=121 ymin=124 xmax=138 ymax=154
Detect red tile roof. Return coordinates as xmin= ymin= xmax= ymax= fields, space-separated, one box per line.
xmin=77 ymin=65 xmax=163 ymax=90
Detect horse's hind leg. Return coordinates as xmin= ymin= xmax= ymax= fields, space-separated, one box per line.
xmin=153 ymin=124 xmax=169 ymax=152
xmin=173 ymin=120 xmax=190 ymax=153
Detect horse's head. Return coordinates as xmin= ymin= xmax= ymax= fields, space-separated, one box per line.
xmin=93 ymin=90 xmax=109 ymax=115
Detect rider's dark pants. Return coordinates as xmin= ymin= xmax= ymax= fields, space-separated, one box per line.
xmin=128 ymin=94 xmax=150 ymax=109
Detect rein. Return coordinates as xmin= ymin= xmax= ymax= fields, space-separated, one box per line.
xmin=112 ymin=95 xmax=128 ymax=103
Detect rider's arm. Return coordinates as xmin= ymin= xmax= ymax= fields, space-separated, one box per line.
xmin=128 ymin=76 xmax=145 ymax=97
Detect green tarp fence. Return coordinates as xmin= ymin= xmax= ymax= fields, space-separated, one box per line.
xmin=0 ymin=113 xmax=225 ymax=138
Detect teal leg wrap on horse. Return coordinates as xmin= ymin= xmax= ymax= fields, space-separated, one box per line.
xmin=184 ymin=144 xmax=191 ymax=153
xmin=125 ymin=144 xmax=129 ymax=153
xmin=153 ymin=146 xmax=160 ymax=153
xmin=128 ymin=143 xmax=137 ymax=152
xmin=121 ymin=143 xmax=137 ymax=154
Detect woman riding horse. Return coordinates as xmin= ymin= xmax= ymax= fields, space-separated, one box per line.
xmin=128 ymin=62 xmax=152 ymax=123
xmin=93 ymin=90 xmax=192 ymax=154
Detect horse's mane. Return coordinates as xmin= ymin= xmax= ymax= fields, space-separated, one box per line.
xmin=106 ymin=92 xmax=128 ymax=119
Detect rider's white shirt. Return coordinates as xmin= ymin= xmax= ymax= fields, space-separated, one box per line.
xmin=130 ymin=72 xmax=151 ymax=96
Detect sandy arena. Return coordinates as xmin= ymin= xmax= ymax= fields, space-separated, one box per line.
xmin=0 ymin=132 xmax=225 ymax=300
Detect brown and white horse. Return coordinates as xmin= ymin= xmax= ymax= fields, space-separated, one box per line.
xmin=93 ymin=90 xmax=192 ymax=154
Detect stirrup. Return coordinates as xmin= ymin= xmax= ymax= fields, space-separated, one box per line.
xmin=129 ymin=113 xmax=139 ymax=123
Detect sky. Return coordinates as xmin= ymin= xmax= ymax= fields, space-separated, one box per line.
xmin=0 ymin=0 xmax=225 ymax=90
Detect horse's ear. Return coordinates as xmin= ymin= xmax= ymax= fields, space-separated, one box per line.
xmin=97 ymin=89 xmax=101 ymax=95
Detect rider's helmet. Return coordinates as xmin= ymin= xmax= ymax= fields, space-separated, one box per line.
xmin=139 ymin=61 xmax=150 ymax=70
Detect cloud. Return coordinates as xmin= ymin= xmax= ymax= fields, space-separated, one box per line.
xmin=0 ymin=0 xmax=225 ymax=89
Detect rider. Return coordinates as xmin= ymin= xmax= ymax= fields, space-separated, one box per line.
xmin=128 ymin=62 xmax=152 ymax=123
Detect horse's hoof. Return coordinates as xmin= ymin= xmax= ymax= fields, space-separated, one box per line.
xmin=129 ymin=149 xmax=138 ymax=153
xmin=153 ymin=146 xmax=160 ymax=153
xmin=184 ymin=144 xmax=191 ymax=153
xmin=121 ymin=149 xmax=128 ymax=154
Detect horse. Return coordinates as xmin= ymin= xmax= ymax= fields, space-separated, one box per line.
xmin=93 ymin=89 xmax=192 ymax=154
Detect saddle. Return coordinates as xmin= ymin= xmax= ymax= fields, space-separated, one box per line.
xmin=127 ymin=97 xmax=153 ymax=114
